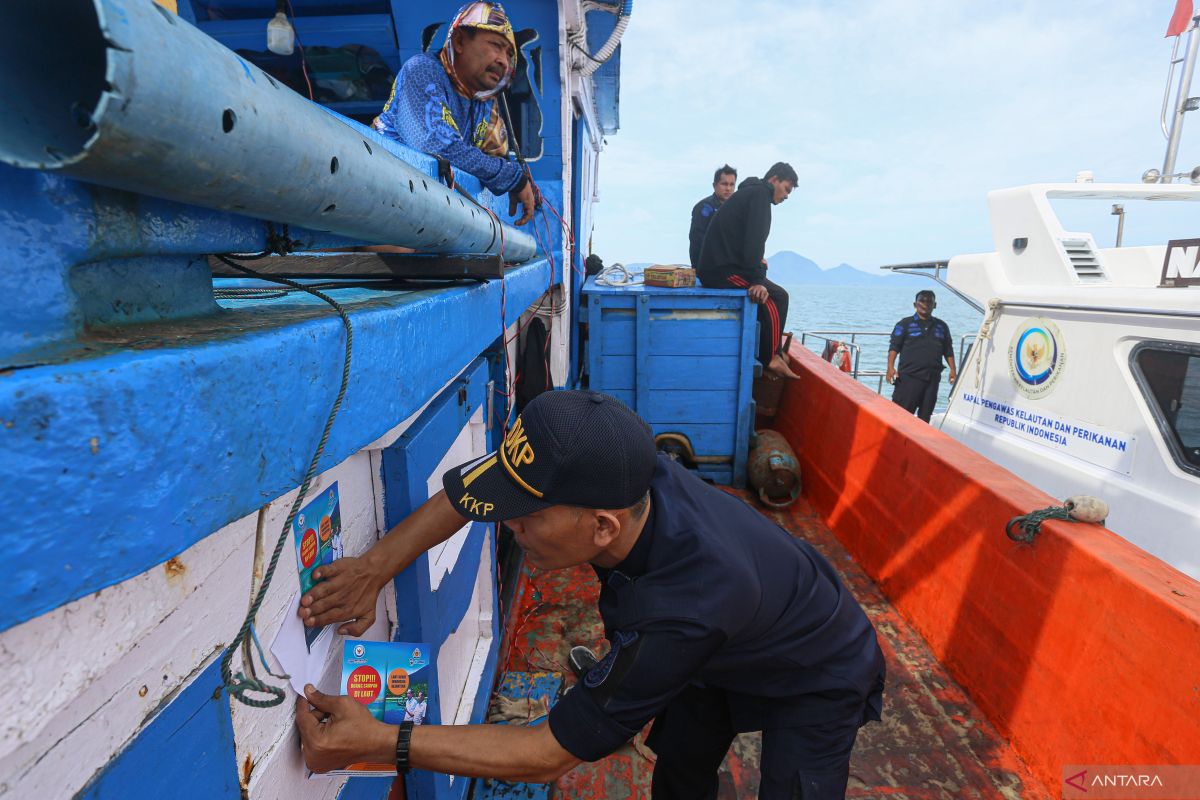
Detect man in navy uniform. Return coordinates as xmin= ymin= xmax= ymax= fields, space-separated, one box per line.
xmin=689 ymin=165 xmax=737 ymax=267
xmin=294 ymin=391 xmax=885 ymax=798
xmin=886 ymin=289 xmax=958 ymax=422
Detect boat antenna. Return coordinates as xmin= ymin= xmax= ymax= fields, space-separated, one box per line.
xmin=1157 ymin=7 xmax=1200 ymax=182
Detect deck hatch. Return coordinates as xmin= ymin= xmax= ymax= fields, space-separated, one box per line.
xmin=1059 ymin=237 xmax=1108 ymax=282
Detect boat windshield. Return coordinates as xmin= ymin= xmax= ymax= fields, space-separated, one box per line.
xmin=1050 ymin=194 xmax=1200 ymax=249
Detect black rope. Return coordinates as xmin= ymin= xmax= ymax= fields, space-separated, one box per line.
xmin=215 ymin=251 xmax=354 ymax=708
xmin=265 ymin=223 xmax=303 ymax=256
xmin=498 ymin=91 xmax=526 ymax=166
xmin=213 ymin=286 xmax=290 ymax=300
xmin=214 ymin=225 xmax=490 ymax=704
xmin=213 ymin=277 xmax=482 ymax=301
xmin=1005 ymin=504 xmax=1075 ymax=543
xmin=498 ymin=90 xmax=539 ymax=215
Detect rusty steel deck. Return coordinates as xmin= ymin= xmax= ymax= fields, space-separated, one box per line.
xmin=496 ymin=492 xmax=1052 ymax=800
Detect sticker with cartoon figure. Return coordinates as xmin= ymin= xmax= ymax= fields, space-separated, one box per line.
xmin=341 ymin=640 xmax=430 ymax=726
xmin=292 ymin=482 xmax=343 ymax=649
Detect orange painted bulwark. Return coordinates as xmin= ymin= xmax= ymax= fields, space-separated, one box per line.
xmin=775 ymin=345 xmax=1200 ymax=791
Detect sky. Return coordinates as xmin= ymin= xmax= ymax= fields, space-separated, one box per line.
xmin=589 ymin=0 xmax=1200 ymax=271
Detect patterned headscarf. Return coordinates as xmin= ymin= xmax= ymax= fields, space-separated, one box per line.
xmin=438 ymin=2 xmax=517 ymax=157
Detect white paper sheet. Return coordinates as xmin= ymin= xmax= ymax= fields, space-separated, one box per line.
xmin=271 ymin=592 xmax=334 ymax=695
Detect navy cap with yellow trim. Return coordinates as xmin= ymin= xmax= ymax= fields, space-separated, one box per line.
xmin=443 ymin=390 xmax=657 ymax=522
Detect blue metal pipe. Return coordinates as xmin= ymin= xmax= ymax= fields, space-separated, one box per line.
xmin=0 ymin=0 xmax=536 ymax=262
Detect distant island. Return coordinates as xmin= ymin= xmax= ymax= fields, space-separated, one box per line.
xmin=626 ymin=251 xmax=926 ymax=286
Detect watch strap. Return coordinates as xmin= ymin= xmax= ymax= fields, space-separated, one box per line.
xmin=395 ymin=720 xmax=415 ymax=775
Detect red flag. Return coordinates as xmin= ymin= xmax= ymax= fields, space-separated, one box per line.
xmin=1167 ymin=0 xmax=1194 ymax=37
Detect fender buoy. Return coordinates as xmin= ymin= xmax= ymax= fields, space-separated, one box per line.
xmin=830 ymin=344 xmax=852 ymax=373
xmin=821 ymin=340 xmax=853 ymax=373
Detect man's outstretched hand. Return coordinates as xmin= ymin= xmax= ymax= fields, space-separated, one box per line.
xmin=299 ymin=491 xmax=466 ymax=634
xmin=296 ymin=685 xmax=394 ymax=773
xmin=298 ymin=556 xmax=385 ymax=636
xmin=509 ymin=179 xmax=536 ymax=227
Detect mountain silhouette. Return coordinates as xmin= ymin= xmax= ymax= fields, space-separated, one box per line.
xmin=622 ymin=252 xmax=925 ymax=286
xmin=763 ymin=251 xmax=925 ymax=285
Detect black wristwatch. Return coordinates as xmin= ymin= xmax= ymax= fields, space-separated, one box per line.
xmin=395 ymin=721 xmax=415 ymax=775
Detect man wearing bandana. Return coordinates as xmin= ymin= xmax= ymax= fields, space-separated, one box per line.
xmin=374 ymin=2 xmax=536 ymax=226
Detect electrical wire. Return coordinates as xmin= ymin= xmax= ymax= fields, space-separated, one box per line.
xmin=540 ymin=196 xmax=584 ymax=277
xmin=213 ymin=276 xmax=481 ymax=301
xmin=284 ymin=0 xmax=315 ymax=101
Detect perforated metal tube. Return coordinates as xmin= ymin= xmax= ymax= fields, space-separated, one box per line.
xmin=0 ymin=0 xmax=535 ymax=261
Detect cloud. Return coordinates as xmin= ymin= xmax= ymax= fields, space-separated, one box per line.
xmin=590 ymin=0 xmax=1197 ymax=268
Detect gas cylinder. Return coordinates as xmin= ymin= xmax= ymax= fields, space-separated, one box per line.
xmin=747 ymin=430 xmax=801 ymax=509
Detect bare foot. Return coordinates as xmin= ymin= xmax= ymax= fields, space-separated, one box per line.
xmin=768 ymin=354 xmax=801 ymax=379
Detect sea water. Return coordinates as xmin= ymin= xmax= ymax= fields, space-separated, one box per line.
xmin=780 ymin=283 xmax=984 ymax=412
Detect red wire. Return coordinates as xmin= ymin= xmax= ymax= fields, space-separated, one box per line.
xmin=284 ymin=0 xmax=315 ymax=101
xmin=475 ymin=197 xmax=513 ymax=431
xmin=532 ymin=203 xmax=559 ymax=392
xmin=541 ymin=194 xmax=583 ymax=277
xmin=492 ymin=176 xmax=580 ymax=419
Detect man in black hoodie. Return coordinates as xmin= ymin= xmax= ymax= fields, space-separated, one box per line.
xmin=697 ymin=162 xmax=799 ymax=379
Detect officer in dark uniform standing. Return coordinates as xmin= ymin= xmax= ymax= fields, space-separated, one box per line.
xmin=886 ymin=289 xmax=957 ymax=422
xmin=294 ymin=390 xmax=885 ymax=799
xmin=688 ymin=164 xmax=737 ymax=267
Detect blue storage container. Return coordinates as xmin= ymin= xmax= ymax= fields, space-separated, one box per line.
xmin=581 ymin=276 xmax=757 ymax=487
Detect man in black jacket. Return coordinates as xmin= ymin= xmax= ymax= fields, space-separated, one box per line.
xmin=295 ymin=391 xmax=884 ymax=799
xmin=688 ymin=164 xmax=737 ymax=267
xmin=697 ymin=162 xmax=799 ymax=379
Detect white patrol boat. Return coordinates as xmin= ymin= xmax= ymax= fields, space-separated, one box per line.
xmin=886 ymin=10 xmax=1200 ymax=581
xmin=934 ymin=182 xmax=1200 ymax=580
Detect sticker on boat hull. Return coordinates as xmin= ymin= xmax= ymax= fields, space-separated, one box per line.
xmin=956 ymin=391 xmax=1137 ymax=474
xmin=1160 ymin=238 xmax=1200 ymax=287
xmin=1009 ymin=318 xmax=1065 ymax=399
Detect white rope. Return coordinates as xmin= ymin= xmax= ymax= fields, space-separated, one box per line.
xmin=937 ymin=297 xmax=999 ymax=425
xmin=973 ymin=298 xmax=1001 ymax=390
xmin=595 ymin=262 xmax=643 ymax=287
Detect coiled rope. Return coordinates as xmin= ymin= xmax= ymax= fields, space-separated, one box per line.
xmin=214 ymin=249 xmax=354 ymax=708
xmin=595 ymin=262 xmax=643 ymax=287
xmin=1005 ymin=496 xmax=1108 ymax=543
xmin=1005 ymin=505 xmax=1075 ymax=543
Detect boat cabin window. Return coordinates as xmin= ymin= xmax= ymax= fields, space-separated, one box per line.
xmin=1051 ymin=198 xmax=1200 ymax=250
xmin=1132 ymin=344 xmax=1200 ymax=476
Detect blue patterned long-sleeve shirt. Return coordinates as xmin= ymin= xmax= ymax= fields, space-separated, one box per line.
xmin=375 ymin=52 xmax=526 ymax=196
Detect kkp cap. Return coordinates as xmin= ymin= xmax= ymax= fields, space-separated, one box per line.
xmin=443 ymin=2 xmax=518 ymax=97
xmin=443 ymin=391 xmax=657 ymax=522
